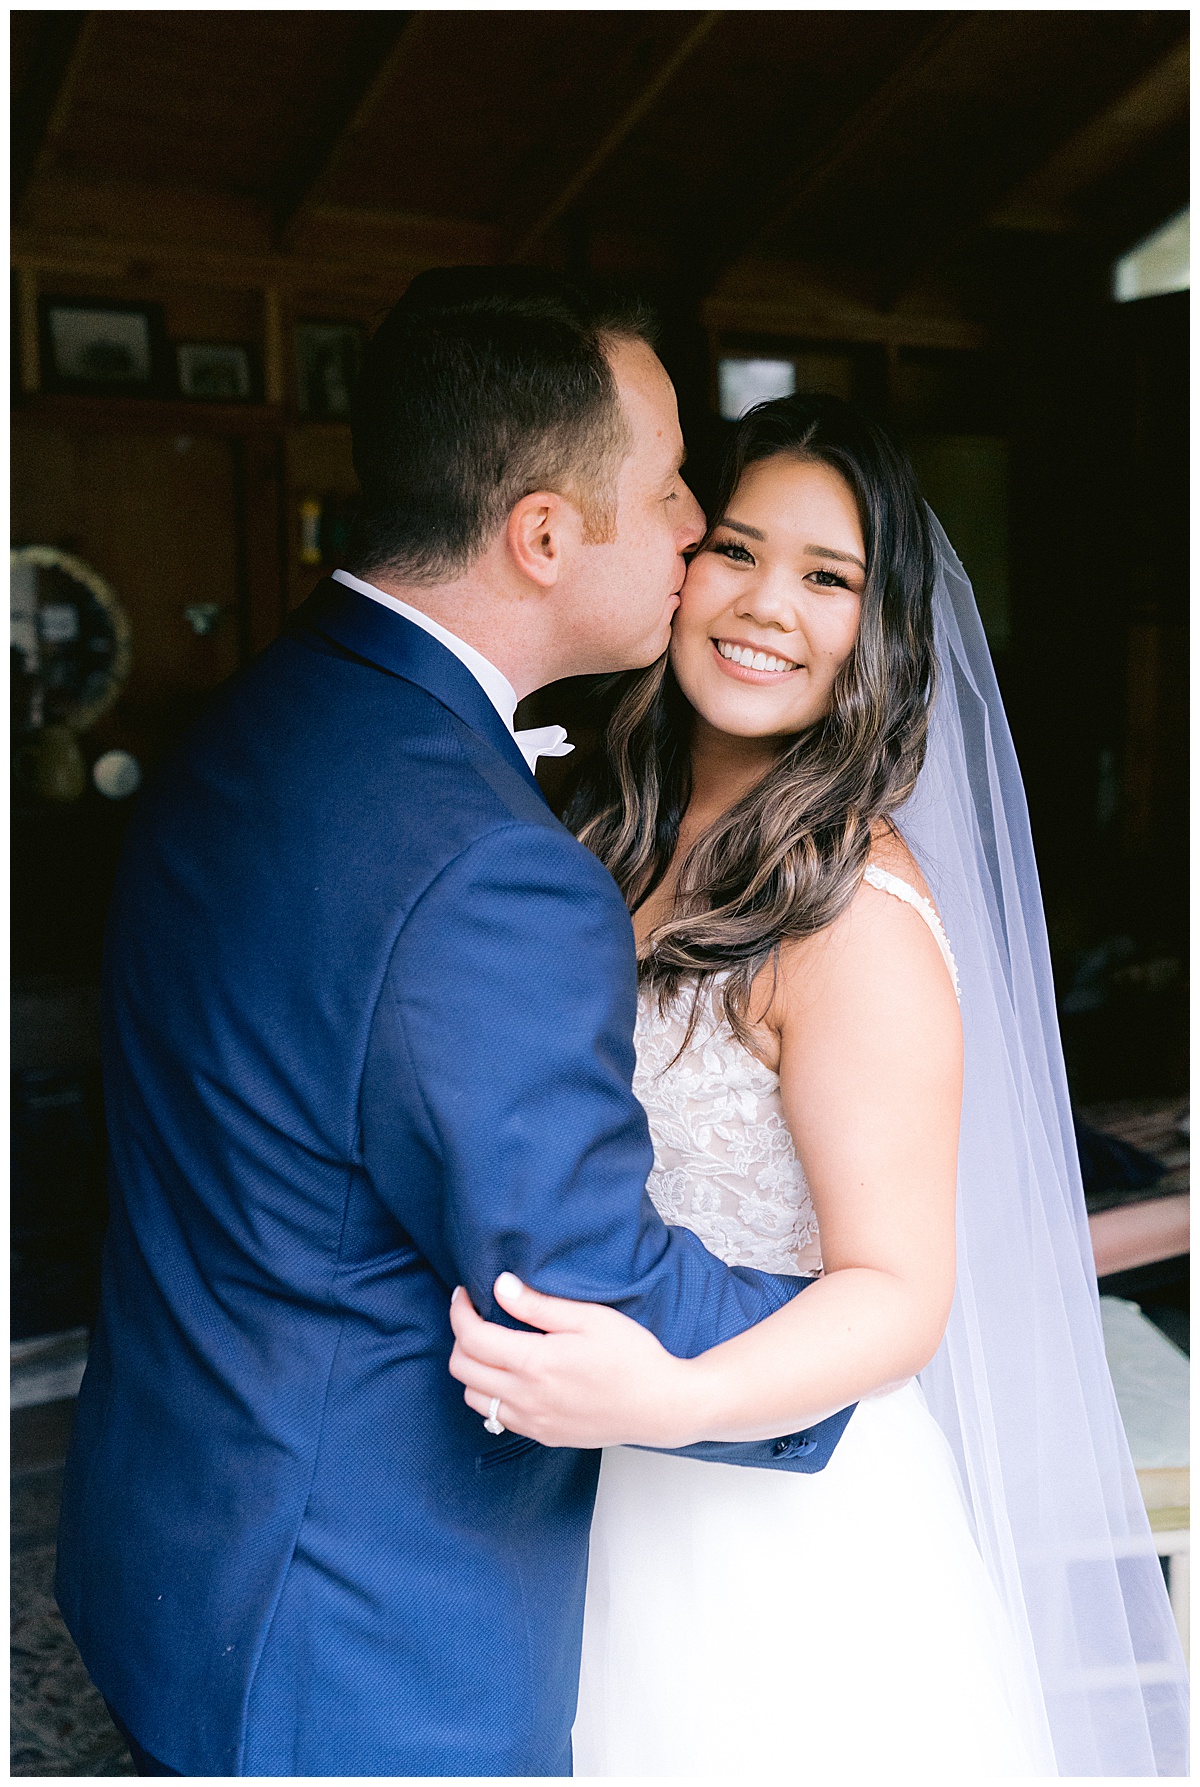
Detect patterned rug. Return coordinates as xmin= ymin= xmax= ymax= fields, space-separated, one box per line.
xmin=11 ymin=1421 xmax=133 ymax=1777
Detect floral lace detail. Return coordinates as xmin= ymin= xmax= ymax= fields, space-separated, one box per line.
xmin=632 ymin=870 xmax=958 ymax=1274
xmin=634 ymin=975 xmax=822 ymax=1275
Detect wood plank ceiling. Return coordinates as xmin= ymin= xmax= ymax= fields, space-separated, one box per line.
xmin=11 ymin=10 xmax=1190 ymax=325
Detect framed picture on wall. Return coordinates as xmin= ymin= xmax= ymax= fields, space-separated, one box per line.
xmin=39 ymin=298 xmax=167 ymax=395
xmin=295 ymin=321 xmax=364 ymax=420
xmin=176 ymin=341 xmax=255 ymax=402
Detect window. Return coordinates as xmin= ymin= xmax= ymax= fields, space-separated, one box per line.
xmin=1113 ymin=210 xmax=1189 ymax=304
xmin=718 ymin=357 xmax=795 ymax=420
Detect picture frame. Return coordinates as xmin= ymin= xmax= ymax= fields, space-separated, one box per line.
xmin=295 ymin=321 xmax=364 ymax=420
xmin=176 ymin=340 xmax=256 ymax=403
xmin=38 ymin=297 xmax=167 ymax=396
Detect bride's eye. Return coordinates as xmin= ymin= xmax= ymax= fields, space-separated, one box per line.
xmin=711 ymin=538 xmax=755 ymax=565
xmin=809 ymin=567 xmax=852 ymax=590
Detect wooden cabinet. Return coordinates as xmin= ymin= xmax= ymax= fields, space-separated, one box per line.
xmin=10 ymin=393 xmax=367 ymax=764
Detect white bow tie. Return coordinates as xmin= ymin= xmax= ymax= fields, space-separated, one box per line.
xmin=512 ymin=724 xmax=574 ymax=773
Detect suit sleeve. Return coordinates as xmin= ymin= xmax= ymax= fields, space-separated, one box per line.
xmin=360 ymin=821 xmax=804 ymax=1358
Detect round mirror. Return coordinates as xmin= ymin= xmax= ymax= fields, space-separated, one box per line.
xmin=11 ymin=546 xmax=132 ymax=733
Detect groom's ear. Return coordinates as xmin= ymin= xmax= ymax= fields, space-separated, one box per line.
xmin=506 ymin=490 xmax=572 ymax=590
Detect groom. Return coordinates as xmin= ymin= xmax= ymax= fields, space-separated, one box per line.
xmin=57 ymin=269 xmax=852 ymax=1777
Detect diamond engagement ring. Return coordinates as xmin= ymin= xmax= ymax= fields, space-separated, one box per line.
xmin=484 ymin=1397 xmax=505 ymax=1436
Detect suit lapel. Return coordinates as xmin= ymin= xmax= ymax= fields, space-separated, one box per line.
xmin=298 ymin=578 xmax=544 ymax=795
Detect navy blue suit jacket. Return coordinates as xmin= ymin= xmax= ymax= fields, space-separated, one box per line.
xmin=56 ymin=581 xmax=853 ymax=1776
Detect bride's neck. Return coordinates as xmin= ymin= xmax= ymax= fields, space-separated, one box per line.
xmin=684 ymin=718 xmax=785 ymax=833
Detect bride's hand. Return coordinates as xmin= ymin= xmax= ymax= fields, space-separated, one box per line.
xmin=448 ymin=1273 xmax=700 ymax=1450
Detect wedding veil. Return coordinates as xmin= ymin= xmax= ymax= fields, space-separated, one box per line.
xmin=899 ymin=514 xmax=1188 ymax=1774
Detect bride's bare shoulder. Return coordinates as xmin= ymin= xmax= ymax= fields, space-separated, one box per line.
xmin=775 ymin=821 xmax=956 ymax=1025
xmin=863 ymin=820 xmax=935 ymax=906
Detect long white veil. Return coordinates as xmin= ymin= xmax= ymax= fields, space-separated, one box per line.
xmin=900 ymin=515 xmax=1188 ymax=1775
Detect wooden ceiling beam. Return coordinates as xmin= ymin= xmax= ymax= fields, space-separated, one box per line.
xmin=697 ymin=14 xmax=980 ymax=294
xmin=11 ymin=206 xmax=500 ymax=300
xmin=988 ymin=39 xmax=1190 ymax=233
xmin=1071 ymin=115 xmax=1189 ymax=265
xmin=274 ymin=13 xmax=421 ymax=244
xmin=703 ymin=267 xmax=990 ymax=353
xmin=11 ymin=11 xmax=101 ymax=217
xmin=880 ymin=32 xmax=1190 ymax=306
xmin=504 ymin=11 xmax=722 ymax=265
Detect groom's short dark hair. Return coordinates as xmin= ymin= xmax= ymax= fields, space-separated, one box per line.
xmin=347 ymin=267 xmax=658 ymax=584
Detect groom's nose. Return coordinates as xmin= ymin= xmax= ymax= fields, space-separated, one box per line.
xmin=676 ymin=478 xmax=706 ymax=551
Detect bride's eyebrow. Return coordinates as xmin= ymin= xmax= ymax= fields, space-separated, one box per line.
xmin=807 ymin=543 xmax=866 ymax=572
xmin=717 ymin=517 xmax=764 ymax=540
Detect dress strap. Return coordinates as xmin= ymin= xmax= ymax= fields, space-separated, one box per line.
xmin=862 ymin=863 xmax=961 ymax=1002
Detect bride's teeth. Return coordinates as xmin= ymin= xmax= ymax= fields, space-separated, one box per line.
xmin=715 ymin=640 xmax=797 ymax=672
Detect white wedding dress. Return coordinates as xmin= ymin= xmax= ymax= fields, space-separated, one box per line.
xmin=572 ymin=867 xmax=1056 ymax=1778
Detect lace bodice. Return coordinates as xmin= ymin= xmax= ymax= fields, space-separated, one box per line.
xmin=634 ymin=973 xmax=823 ymax=1275
xmin=633 ymin=868 xmax=959 ymax=1276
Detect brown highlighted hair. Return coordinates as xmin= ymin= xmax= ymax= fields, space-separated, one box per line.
xmin=565 ymin=391 xmax=937 ymax=1044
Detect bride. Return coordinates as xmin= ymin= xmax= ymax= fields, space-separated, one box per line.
xmin=449 ymin=393 xmax=1187 ymax=1777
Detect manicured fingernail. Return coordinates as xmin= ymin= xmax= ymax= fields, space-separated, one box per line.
xmin=495 ymin=1272 xmax=524 ymax=1298
xmin=450 ymin=1286 xmax=462 ymax=1305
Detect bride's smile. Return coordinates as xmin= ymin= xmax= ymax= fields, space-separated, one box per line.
xmin=669 ymin=453 xmax=866 ymax=742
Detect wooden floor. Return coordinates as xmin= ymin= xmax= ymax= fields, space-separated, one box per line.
xmin=11 ymin=1400 xmax=132 ymax=1777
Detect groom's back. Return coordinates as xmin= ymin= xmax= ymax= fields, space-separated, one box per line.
xmin=56 ymin=603 xmax=599 ymax=1776
xmin=53 ymin=268 xmax=817 ymax=1780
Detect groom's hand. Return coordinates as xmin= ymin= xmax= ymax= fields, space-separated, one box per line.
xmin=447 ymin=1274 xmax=701 ymax=1450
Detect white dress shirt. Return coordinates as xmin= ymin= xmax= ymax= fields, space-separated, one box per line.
xmin=332 ymin=568 xmax=573 ymax=773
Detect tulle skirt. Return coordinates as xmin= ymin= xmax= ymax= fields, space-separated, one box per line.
xmin=572 ymin=1381 xmax=1056 ymax=1778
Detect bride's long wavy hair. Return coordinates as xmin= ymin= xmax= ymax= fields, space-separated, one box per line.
xmin=565 ymin=392 xmax=938 ymax=1045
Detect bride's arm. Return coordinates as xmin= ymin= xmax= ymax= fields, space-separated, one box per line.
xmin=448 ymin=883 xmax=962 ymax=1448
xmin=667 ymin=881 xmax=963 ymax=1441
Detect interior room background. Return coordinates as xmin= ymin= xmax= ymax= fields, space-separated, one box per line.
xmin=14 ymin=7 xmax=1188 ymax=1325
xmin=9 ymin=14 xmax=1189 ymax=1770
xmin=12 ymin=4 xmax=1189 ymax=1328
